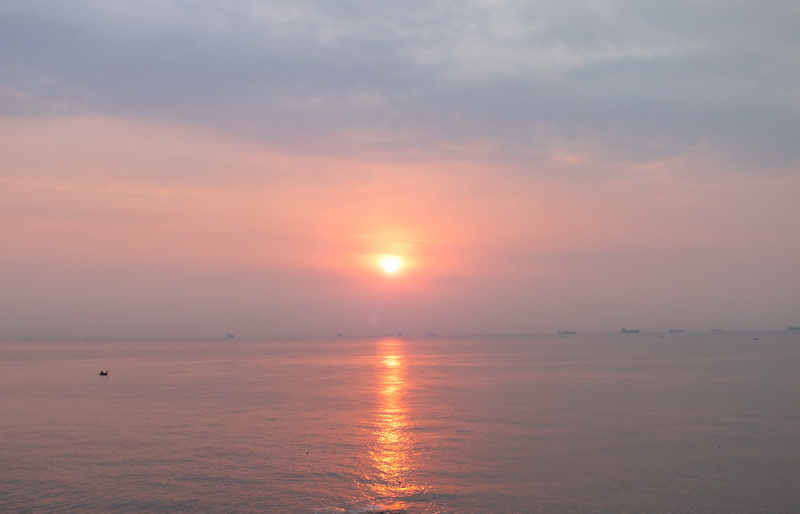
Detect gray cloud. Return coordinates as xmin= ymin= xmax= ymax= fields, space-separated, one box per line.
xmin=1 ymin=0 xmax=798 ymax=169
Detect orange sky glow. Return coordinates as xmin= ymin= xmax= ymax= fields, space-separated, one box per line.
xmin=2 ymin=115 xmax=798 ymax=338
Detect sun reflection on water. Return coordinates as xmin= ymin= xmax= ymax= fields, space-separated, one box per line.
xmin=366 ymin=338 xmax=422 ymax=508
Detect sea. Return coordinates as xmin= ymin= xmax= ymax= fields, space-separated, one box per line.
xmin=1 ymin=331 xmax=799 ymax=513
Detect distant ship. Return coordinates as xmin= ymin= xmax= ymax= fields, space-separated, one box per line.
xmin=226 ymin=333 xmax=235 ymax=339
xmin=620 ymin=328 xmax=640 ymax=334
xmin=558 ymin=330 xmax=577 ymax=334
xmin=668 ymin=328 xmax=684 ymax=333
xmin=788 ymin=325 xmax=800 ymax=331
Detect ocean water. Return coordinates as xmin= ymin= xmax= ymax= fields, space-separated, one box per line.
xmin=1 ymin=331 xmax=799 ymax=513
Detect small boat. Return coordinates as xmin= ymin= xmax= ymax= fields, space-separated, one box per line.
xmin=668 ymin=328 xmax=684 ymax=333
xmin=98 ymin=370 xmax=109 ymax=376
xmin=558 ymin=330 xmax=577 ymax=334
xmin=226 ymin=333 xmax=235 ymax=339
xmin=788 ymin=325 xmax=800 ymax=331
xmin=620 ymin=328 xmax=640 ymax=334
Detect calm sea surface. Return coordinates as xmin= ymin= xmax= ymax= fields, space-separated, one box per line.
xmin=1 ymin=332 xmax=799 ymax=513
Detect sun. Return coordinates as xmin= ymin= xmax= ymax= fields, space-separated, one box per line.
xmin=380 ymin=255 xmax=403 ymax=274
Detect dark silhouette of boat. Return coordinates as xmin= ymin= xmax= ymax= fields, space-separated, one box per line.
xmin=226 ymin=333 xmax=235 ymax=339
xmin=668 ymin=328 xmax=684 ymax=333
xmin=788 ymin=325 xmax=800 ymax=331
xmin=98 ymin=370 xmax=109 ymax=376
xmin=558 ymin=330 xmax=577 ymax=334
xmin=620 ymin=328 xmax=640 ymax=334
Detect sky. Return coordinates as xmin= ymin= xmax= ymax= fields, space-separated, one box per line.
xmin=1 ymin=0 xmax=798 ymax=339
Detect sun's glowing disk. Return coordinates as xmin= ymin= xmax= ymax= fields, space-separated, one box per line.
xmin=380 ymin=256 xmax=403 ymax=273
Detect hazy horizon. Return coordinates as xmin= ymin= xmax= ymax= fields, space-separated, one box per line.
xmin=2 ymin=1 xmax=798 ymax=340
xmin=2 ymin=328 xmax=798 ymax=345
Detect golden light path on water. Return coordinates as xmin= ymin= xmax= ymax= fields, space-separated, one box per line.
xmin=366 ymin=338 xmax=423 ymax=509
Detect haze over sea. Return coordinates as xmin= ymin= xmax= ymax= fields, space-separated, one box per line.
xmin=2 ymin=331 xmax=798 ymax=513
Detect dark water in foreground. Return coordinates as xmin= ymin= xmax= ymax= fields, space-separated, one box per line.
xmin=1 ymin=332 xmax=799 ymax=513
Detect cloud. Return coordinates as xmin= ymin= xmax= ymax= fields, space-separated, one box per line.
xmin=1 ymin=0 xmax=798 ymax=170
